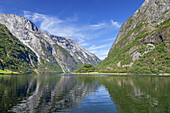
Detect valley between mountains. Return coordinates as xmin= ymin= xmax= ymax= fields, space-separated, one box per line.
xmin=0 ymin=0 xmax=170 ymax=74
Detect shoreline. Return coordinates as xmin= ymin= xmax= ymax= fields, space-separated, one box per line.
xmin=1 ymin=71 xmax=170 ymax=76
xmin=71 ymin=72 xmax=170 ymax=76
xmin=0 ymin=73 xmax=20 ymax=75
xmin=0 ymin=69 xmax=20 ymax=75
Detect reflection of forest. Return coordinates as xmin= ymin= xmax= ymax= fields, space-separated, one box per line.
xmin=0 ymin=75 xmax=170 ymax=113
xmin=0 ymin=75 xmax=99 ymax=113
xmin=0 ymin=75 xmax=37 ymax=112
xmin=80 ymin=76 xmax=170 ymax=113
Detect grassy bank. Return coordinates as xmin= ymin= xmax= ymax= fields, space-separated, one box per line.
xmin=0 ymin=69 xmax=19 ymax=74
xmin=72 ymin=72 xmax=170 ymax=76
xmin=72 ymin=72 xmax=128 ymax=75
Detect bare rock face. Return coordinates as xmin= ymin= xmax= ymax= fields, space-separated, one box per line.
xmin=50 ymin=35 xmax=100 ymax=66
xmin=0 ymin=14 xmax=101 ymax=72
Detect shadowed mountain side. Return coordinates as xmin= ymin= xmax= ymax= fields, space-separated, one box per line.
xmin=0 ymin=24 xmax=38 ymax=73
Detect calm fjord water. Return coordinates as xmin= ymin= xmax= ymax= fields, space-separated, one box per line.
xmin=0 ymin=74 xmax=170 ymax=113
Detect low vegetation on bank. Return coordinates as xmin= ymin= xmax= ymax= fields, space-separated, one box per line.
xmin=0 ymin=69 xmax=19 ymax=74
xmin=74 ymin=64 xmax=97 ymax=73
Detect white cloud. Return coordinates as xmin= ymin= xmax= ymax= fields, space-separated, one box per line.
xmin=87 ymin=44 xmax=112 ymax=60
xmin=24 ymin=11 xmax=78 ymax=37
xmin=111 ymin=20 xmax=121 ymax=28
xmin=23 ymin=11 xmax=121 ymax=60
xmin=80 ymin=43 xmax=89 ymax=46
xmin=88 ymin=44 xmax=109 ymax=51
xmin=90 ymin=23 xmax=106 ymax=28
xmin=90 ymin=49 xmax=110 ymax=60
xmin=89 ymin=23 xmax=107 ymax=30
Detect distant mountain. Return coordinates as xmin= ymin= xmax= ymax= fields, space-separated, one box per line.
xmin=98 ymin=0 xmax=170 ymax=73
xmin=0 ymin=24 xmax=38 ymax=73
xmin=0 ymin=14 xmax=101 ymax=73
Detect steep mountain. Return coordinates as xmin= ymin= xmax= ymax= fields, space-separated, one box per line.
xmin=98 ymin=0 xmax=170 ymax=73
xmin=0 ymin=14 xmax=101 ymax=73
xmin=0 ymin=24 xmax=38 ymax=73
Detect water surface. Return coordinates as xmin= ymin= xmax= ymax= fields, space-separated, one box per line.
xmin=0 ymin=74 xmax=170 ymax=113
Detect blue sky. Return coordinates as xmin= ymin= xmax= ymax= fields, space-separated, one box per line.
xmin=0 ymin=0 xmax=145 ymax=60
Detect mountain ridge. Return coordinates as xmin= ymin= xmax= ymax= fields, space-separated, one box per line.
xmin=0 ymin=14 xmax=101 ymax=73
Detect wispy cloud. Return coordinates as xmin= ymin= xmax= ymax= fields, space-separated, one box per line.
xmin=111 ymin=20 xmax=121 ymax=28
xmin=80 ymin=43 xmax=89 ymax=46
xmin=90 ymin=49 xmax=110 ymax=60
xmin=89 ymin=23 xmax=108 ymax=30
xmin=87 ymin=44 xmax=112 ymax=60
xmin=24 ymin=11 xmax=121 ymax=59
xmin=88 ymin=44 xmax=110 ymax=51
xmin=24 ymin=11 xmax=78 ymax=37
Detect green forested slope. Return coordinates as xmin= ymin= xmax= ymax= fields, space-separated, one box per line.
xmin=74 ymin=64 xmax=97 ymax=73
xmin=98 ymin=19 xmax=170 ymax=74
xmin=0 ymin=24 xmax=38 ymax=73
xmin=97 ymin=0 xmax=170 ymax=74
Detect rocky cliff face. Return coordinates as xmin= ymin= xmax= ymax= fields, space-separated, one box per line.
xmin=111 ymin=0 xmax=170 ymax=49
xmin=0 ymin=14 xmax=101 ymax=72
xmin=98 ymin=0 xmax=170 ymax=73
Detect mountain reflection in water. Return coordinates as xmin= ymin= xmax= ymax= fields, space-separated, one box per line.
xmin=0 ymin=74 xmax=170 ymax=113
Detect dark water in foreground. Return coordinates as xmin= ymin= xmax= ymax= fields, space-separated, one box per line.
xmin=0 ymin=74 xmax=170 ymax=113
